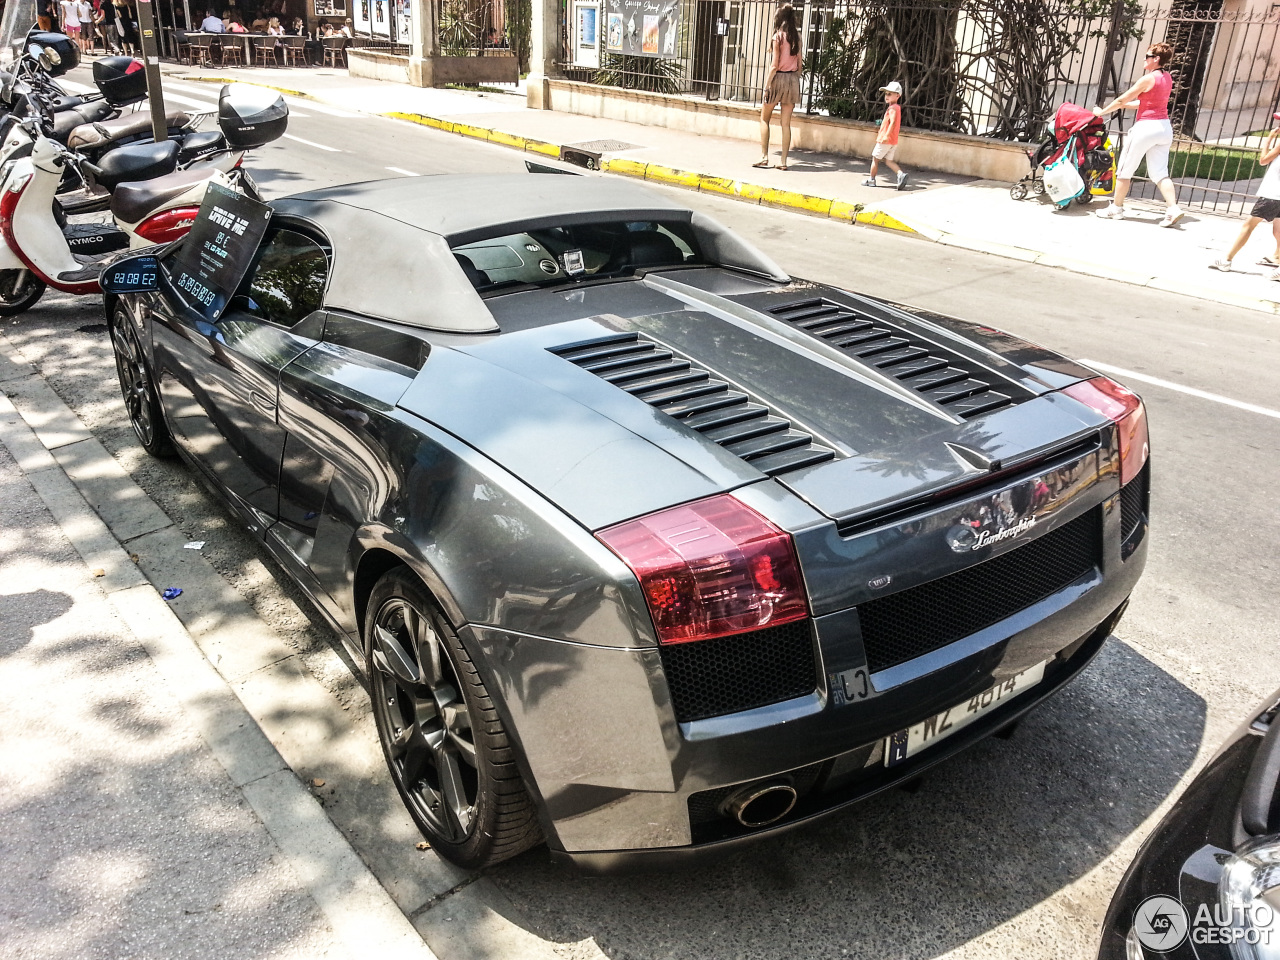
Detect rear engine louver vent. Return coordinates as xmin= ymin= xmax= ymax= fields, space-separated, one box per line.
xmin=551 ymin=334 xmax=839 ymax=477
xmin=767 ymin=298 xmax=1026 ymax=420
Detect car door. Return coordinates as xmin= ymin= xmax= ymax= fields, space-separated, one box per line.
xmin=151 ymin=224 xmax=330 ymax=531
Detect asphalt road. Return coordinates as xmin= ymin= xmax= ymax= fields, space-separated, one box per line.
xmin=24 ymin=69 xmax=1280 ymax=960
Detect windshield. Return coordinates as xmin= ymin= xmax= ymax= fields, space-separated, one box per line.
xmin=452 ymin=219 xmax=701 ymax=292
xmin=0 ymin=0 xmax=37 ymax=69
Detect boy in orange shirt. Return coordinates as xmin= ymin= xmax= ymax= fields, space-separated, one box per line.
xmin=864 ymin=81 xmax=909 ymax=189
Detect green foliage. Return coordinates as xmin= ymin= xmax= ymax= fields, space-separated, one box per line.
xmin=812 ymin=0 xmax=1146 ymax=139
xmin=506 ymin=0 xmax=531 ymax=73
xmin=594 ymin=54 xmax=683 ymax=94
xmin=439 ymin=0 xmax=477 ymax=56
xmin=1137 ymin=145 xmax=1265 ymax=182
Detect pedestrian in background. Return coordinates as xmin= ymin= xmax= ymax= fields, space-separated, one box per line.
xmin=95 ymin=1 xmax=119 ymax=52
xmin=59 ymin=0 xmax=83 ymax=48
xmin=753 ymin=3 xmax=801 ymax=171
xmin=75 ymin=0 xmax=93 ymax=53
xmin=1211 ymin=119 xmax=1280 ymax=277
xmin=1093 ymin=41 xmax=1183 ymax=227
xmin=864 ymin=81 xmax=908 ymax=189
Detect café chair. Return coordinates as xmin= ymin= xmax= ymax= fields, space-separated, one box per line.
xmin=280 ymin=35 xmax=307 ymax=66
xmin=187 ymin=32 xmax=214 ymax=66
xmin=322 ymin=36 xmax=348 ymax=68
xmin=253 ymin=36 xmax=279 ymax=66
xmin=219 ymin=36 xmax=245 ymax=65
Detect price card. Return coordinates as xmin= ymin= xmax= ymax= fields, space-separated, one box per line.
xmin=169 ymin=182 xmax=273 ymax=321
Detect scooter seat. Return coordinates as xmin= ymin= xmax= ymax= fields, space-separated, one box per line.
xmin=95 ymin=140 xmax=181 ymax=192
xmin=66 ymin=109 xmax=191 ymax=152
xmin=50 ymin=100 xmax=116 ymax=143
xmin=177 ymin=130 xmax=225 ymax=162
xmin=110 ymin=166 xmax=212 ymax=226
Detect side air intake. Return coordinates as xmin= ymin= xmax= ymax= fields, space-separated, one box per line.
xmin=551 ymin=333 xmax=839 ymax=477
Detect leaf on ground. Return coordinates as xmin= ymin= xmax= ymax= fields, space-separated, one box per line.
xmin=91 ymin=568 xmax=105 ymax=577
xmin=415 ymin=841 xmax=430 ymax=851
xmin=311 ymin=778 xmax=325 ymax=788
xmin=130 ymin=553 xmax=140 ymax=564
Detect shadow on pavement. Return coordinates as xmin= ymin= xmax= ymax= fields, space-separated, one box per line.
xmin=487 ymin=638 xmax=1204 ymax=960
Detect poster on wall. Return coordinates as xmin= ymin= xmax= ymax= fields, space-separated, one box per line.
xmin=395 ymin=0 xmax=410 ymax=43
xmin=371 ymin=0 xmax=389 ymax=35
xmin=354 ymin=0 xmax=371 ymax=34
xmin=571 ymin=0 xmax=599 ymax=68
xmin=603 ymin=0 xmax=678 ymax=58
xmin=313 ymin=0 xmax=346 ymax=16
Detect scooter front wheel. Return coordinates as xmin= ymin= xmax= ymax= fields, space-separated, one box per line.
xmin=0 ymin=270 xmax=46 ymax=316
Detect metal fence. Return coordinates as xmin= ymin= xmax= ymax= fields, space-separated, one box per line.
xmin=565 ymin=1 xmax=1280 ymax=215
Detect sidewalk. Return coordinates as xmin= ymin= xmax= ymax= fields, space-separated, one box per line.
xmin=164 ymin=63 xmax=1280 ymax=316
xmin=0 ymin=356 xmax=433 ymax=960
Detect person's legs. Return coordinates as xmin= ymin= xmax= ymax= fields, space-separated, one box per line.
xmin=778 ymin=102 xmax=794 ymax=168
xmin=1213 ymin=217 xmax=1261 ymax=269
xmin=758 ymin=99 xmax=778 ymax=166
xmin=1271 ymin=215 xmax=1280 ymax=261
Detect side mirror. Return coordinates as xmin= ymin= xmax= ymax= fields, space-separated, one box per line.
xmin=100 ymin=254 xmax=159 ymax=294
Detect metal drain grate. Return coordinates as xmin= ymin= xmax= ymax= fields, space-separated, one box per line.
xmin=564 ymin=139 xmax=644 ymax=152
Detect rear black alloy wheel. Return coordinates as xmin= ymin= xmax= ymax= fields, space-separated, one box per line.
xmin=0 ymin=269 xmax=46 ymax=316
xmin=366 ymin=569 xmax=541 ymax=869
xmin=111 ymin=306 xmax=173 ymax=457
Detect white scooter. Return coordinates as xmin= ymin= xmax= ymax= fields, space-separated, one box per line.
xmin=0 ymin=126 xmax=231 ymax=313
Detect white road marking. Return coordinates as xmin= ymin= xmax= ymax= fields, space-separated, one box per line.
xmin=385 ymin=166 xmax=418 ymax=176
xmin=57 ymin=79 xmax=93 ymax=94
xmin=1081 ymin=359 xmax=1280 ymax=421
xmin=282 ymin=133 xmax=340 ymax=152
xmin=284 ymin=96 xmax=360 ymax=118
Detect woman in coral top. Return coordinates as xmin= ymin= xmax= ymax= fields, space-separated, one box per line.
xmin=755 ymin=4 xmax=802 ymax=170
xmin=1093 ymin=42 xmax=1183 ymax=227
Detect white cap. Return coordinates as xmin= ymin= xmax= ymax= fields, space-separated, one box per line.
xmin=879 ymin=81 xmax=903 ymax=95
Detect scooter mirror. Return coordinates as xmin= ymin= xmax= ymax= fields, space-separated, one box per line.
xmin=100 ymin=255 xmax=160 ymax=294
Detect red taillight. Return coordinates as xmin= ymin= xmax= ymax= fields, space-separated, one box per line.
xmin=1064 ymin=376 xmax=1149 ymax=485
xmin=596 ymin=495 xmax=809 ymax=644
xmin=134 ymin=206 xmax=201 ymax=244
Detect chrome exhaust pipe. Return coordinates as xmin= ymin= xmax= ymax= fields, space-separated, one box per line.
xmin=721 ymin=781 xmax=798 ymax=829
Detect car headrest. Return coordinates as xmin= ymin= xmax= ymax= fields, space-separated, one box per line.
xmin=626 ymin=231 xmax=681 ymax=268
xmin=455 ymin=254 xmax=490 ymax=288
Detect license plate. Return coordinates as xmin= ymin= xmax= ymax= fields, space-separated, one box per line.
xmin=884 ymin=660 xmax=1048 ymax=766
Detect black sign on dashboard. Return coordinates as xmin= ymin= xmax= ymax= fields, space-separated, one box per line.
xmin=170 ymin=182 xmax=273 ymax=321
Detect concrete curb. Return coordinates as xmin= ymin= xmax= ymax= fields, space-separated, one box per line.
xmin=383 ymin=110 xmax=918 ymax=234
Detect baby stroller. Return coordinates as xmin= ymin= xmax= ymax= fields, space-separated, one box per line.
xmin=1010 ymin=102 xmax=1116 ymax=206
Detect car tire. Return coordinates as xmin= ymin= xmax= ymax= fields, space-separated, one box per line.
xmin=366 ymin=568 xmax=542 ymax=869
xmin=0 ymin=269 xmax=46 ymax=316
xmin=110 ymin=305 xmax=174 ymax=457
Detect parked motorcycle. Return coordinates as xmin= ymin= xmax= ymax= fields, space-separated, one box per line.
xmin=0 ymin=85 xmax=287 ymax=314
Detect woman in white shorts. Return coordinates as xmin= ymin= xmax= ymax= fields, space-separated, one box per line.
xmin=1093 ymin=41 xmax=1183 ymax=227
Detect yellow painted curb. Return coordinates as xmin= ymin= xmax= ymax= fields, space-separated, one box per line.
xmin=855 ymin=208 xmax=917 ymax=234
xmin=761 ymin=187 xmax=832 ymax=217
xmin=602 ymin=158 xmax=649 ymax=179
xmin=450 ymin=122 xmax=493 ymax=142
xmin=695 ymin=175 xmax=740 ymax=197
xmin=486 ymin=128 xmax=527 ymax=150
xmin=729 ymin=181 xmax=766 ymax=203
xmin=644 ymin=165 xmax=703 ymax=189
xmin=377 ymin=108 xmax=921 ymax=239
xmin=386 ymin=111 xmax=456 ymax=134
xmin=523 ymin=139 xmax=561 ymax=158
xmin=829 ymin=200 xmax=864 ymax=222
